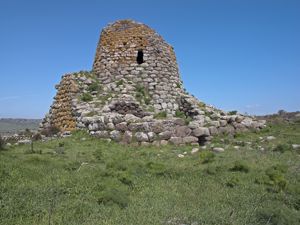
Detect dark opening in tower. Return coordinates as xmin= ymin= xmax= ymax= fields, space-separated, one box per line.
xmin=137 ymin=50 xmax=144 ymax=64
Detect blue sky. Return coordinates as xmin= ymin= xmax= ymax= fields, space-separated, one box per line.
xmin=0 ymin=0 xmax=299 ymax=118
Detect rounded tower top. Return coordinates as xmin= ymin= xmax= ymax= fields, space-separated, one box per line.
xmin=92 ymin=19 xmax=183 ymax=114
xmin=93 ymin=19 xmax=177 ymax=72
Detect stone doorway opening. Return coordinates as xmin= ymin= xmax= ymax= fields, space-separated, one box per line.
xmin=137 ymin=50 xmax=144 ymax=64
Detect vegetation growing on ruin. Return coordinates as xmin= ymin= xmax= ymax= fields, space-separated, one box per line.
xmin=81 ymin=93 xmax=93 ymax=102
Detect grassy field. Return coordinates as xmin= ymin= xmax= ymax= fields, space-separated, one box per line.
xmin=0 ymin=121 xmax=299 ymax=225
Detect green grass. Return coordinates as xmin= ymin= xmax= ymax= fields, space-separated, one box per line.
xmin=0 ymin=122 xmax=299 ymax=225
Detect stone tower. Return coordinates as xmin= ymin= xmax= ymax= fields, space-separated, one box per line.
xmin=92 ymin=20 xmax=183 ymax=114
xmin=41 ymin=19 xmax=265 ymax=145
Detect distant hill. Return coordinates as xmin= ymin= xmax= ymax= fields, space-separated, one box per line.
xmin=256 ymin=110 xmax=300 ymax=123
xmin=0 ymin=118 xmax=42 ymax=135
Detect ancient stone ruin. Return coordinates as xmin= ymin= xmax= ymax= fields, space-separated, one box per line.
xmin=41 ymin=19 xmax=265 ymax=146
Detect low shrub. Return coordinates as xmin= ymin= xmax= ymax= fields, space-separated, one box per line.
xmin=41 ymin=125 xmax=60 ymax=137
xmin=154 ymin=111 xmax=167 ymax=119
xmin=256 ymin=205 xmax=300 ymax=225
xmin=97 ymin=187 xmax=129 ymax=208
xmin=226 ymin=177 xmax=240 ymax=188
xmin=64 ymin=161 xmax=81 ymax=171
xmin=81 ymin=93 xmax=93 ymax=102
xmin=87 ymin=82 xmax=101 ymax=92
xmin=256 ymin=164 xmax=288 ymax=192
xmin=199 ymin=151 xmax=215 ymax=164
xmin=93 ymin=148 xmax=103 ymax=161
xmin=0 ymin=135 xmax=5 ymax=150
xmin=24 ymin=148 xmax=42 ymax=154
xmin=205 ymin=165 xmax=222 ymax=175
xmin=146 ymin=161 xmax=168 ymax=176
xmin=144 ymin=97 xmax=151 ymax=105
xmin=116 ymin=80 xmax=124 ymax=86
xmin=228 ymin=110 xmax=238 ymax=115
xmin=273 ymin=144 xmax=292 ymax=153
xmin=117 ymin=172 xmax=133 ymax=187
xmin=54 ymin=142 xmax=65 ymax=154
xmin=32 ymin=133 xmax=42 ymax=141
xmin=198 ymin=102 xmax=206 ymax=108
xmin=175 ymin=110 xmax=185 ymax=118
xmin=229 ymin=160 xmax=250 ymax=173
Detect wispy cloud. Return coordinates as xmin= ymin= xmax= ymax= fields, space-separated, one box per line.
xmin=0 ymin=96 xmax=22 ymax=102
xmin=245 ymin=104 xmax=261 ymax=109
xmin=0 ymin=95 xmax=38 ymax=102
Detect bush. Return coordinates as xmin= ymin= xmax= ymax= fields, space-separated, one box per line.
xmin=93 ymin=148 xmax=103 ymax=161
xmin=256 ymin=164 xmax=289 ymax=192
xmin=0 ymin=135 xmax=5 ymax=150
xmin=64 ymin=161 xmax=81 ymax=171
xmin=81 ymin=93 xmax=93 ymax=102
xmin=228 ymin=110 xmax=238 ymax=115
xmin=146 ymin=161 xmax=168 ymax=176
xmin=205 ymin=165 xmax=222 ymax=175
xmin=257 ymin=205 xmax=300 ymax=225
xmin=229 ymin=160 xmax=250 ymax=173
xmin=226 ymin=177 xmax=240 ymax=188
xmin=199 ymin=151 xmax=215 ymax=164
xmin=273 ymin=144 xmax=292 ymax=153
xmin=175 ymin=110 xmax=185 ymax=118
xmin=198 ymin=102 xmax=206 ymax=108
xmin=144 ymin=97 xmax=151 ymax=105
xmin=41 ymin=125 xmax=60 ymax=137
xmin=116 ymin=80 xmax=124 ymax=86
xmin=87 ymin=82 xmax=101 ymax=92
xmin=154 ymin=111 xmax=167 ymax=119
xmin=32 ymin=133 xmax=42 ymax=141
xmin=97 ymin=187 xmax=129 ymax=208
xmin=117 ymin=172 xmax=133 ymax=187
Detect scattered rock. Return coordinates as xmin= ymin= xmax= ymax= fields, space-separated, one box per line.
xmin=212 ymin=147 xmax=225 ymax=153
xmin=18 ymin=139 xmax=31 ymax=145
xmin=266 ymin=136 xmax=276 ymax=141
xmin=191 ymin=148 xmax=199 ymax=154
xmin=177 ymin=154 xmax=185 ymax=158
xmin=292 ymin=144 xmax=300 ymax=150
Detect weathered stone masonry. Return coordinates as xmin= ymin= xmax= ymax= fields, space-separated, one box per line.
xmin=41 ymin=19 xmax=266 ymax=146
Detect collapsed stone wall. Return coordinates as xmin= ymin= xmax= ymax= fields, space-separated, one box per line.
xmin=41 ymin=74 xmax=78 ymax=131
xmin=41 ymin=20 xmax=266 ymax=145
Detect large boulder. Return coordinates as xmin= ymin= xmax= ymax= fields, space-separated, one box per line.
xmin=175 ymin=126 xmax=192 ymax=137
xmin=110 ymin=130 xmax=121 ymax=141
xmin=169 ymin=137 xmax=183 ymax=145
xmin=183 ymin=136 xmax=198 ymax=144
xmin=135 ymin=132 xmax=149 ymax=142
xmin=158 ymin=131 xmax=172 ymax=140
xmin=122 ymin=131 xmax=133 ymax=143
xmin=192 ymin=127 xmax=210 ymax=137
